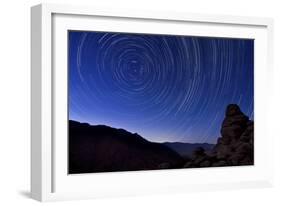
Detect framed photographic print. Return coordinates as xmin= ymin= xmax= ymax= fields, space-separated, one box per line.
xmin=31 ymin=3 xmax=274 ymax=201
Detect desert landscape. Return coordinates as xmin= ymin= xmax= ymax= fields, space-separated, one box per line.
xmin=69 ymin=104 xmax=253 ymax=174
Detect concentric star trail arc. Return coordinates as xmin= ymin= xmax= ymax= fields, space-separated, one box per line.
xmin=68 ymin=31 xmax=254 ymax=144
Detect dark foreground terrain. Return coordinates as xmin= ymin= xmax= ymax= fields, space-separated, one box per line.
xmin=69 ymin=121 xmax=184 ymax=173
xmin=163 ymin=142 xmax=214 ymax=158
xmin=69 ymin=104 xmax=254 ymax=174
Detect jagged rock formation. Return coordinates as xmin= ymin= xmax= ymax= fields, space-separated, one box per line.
xmin=184 ymin=104 xmax=254 ymax=168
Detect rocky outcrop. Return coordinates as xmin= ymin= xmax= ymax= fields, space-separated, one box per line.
xmin=184 ymin=104 xmax=254 ymax=168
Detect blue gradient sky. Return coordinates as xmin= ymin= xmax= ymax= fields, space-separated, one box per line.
xmin=68 ymin=31 xmax=254 ymax=144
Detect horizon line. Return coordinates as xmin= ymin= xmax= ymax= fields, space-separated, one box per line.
xmin=68 ymin=119 xmax=216 ymax=145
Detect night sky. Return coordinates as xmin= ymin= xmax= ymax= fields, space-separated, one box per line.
xmin=68 ymin=31 xmax=254 ymax=144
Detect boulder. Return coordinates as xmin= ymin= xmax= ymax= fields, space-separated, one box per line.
xmin=221 ymin=125 xmax=244 ymax=139
xmin=225 ymin=104 xmax=243 ymax=116
xmin=183 ymin=104 xmax=254 ymax=169
xmin=222 ymin=114 xmax=249 ymax=127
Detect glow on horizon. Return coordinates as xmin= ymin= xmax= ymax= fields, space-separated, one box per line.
xmin=69 ymin=116 xmax=207 ymax=144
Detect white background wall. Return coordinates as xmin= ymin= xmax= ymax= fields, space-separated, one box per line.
xmin=0 ymin=0 xmax=280 ymax=205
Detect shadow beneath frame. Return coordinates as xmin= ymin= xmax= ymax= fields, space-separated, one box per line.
xmin=18 ymin=190 xmax=31 ymax=198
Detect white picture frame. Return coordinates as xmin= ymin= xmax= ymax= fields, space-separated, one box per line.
xmin=31 ymin=3 xmax=274 ymax=202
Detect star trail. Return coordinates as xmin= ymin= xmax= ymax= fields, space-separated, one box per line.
xmin=68 ymin=31 xmax=254 ymax=144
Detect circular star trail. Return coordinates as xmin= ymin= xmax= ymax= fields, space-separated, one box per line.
xmin=69 ymin=31 xmax=254 ymax=143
